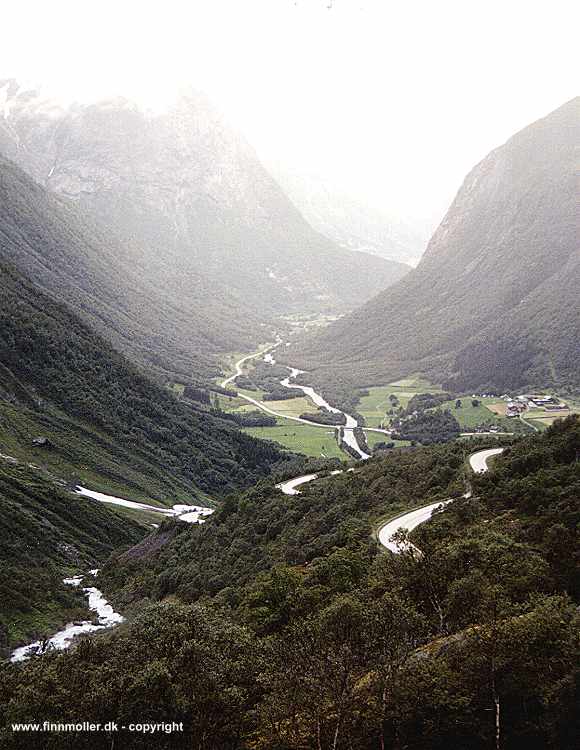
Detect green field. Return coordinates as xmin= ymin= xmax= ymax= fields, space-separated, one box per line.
xmin=218 ymin=379 xmax=337 ymax=458
xmin=358 ymin=377 xmax=444 ymax=427
xmin=357 ymin=377 xmax=529 ymax=435
xmin=364 ymin=431 xmax=410 ymax=450
xmin=243 ymin=418 xmax=344 ymax=459
xmin=435 ymin=396 xmax=519 ymax=432
xmin=216 ymin=393 xmax=263 ymax=412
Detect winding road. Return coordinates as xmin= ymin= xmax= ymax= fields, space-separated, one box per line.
xmin=377 ymin=447 xmax=504 ymax=554
xmin=221 ymin=341 xmax=281 ymax=388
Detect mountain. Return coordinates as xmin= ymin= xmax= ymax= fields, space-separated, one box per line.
xmin=3 ymin=418 xmax=578 ymax=747
xmin=0 ymin=257 xmax=290 ymax=502
xmin=289 ymin=98 xmax=580 ymax=397
xmin=267 ymin=168 xmax=429 ymax=265
xmin=0 ymin=80 xmax=409 ymax=326
xmin=0 ymin=153 xmax=264 ymax=385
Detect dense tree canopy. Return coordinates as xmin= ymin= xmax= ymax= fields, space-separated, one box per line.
xmin=3 ymin=419 xmax=577 ymax=748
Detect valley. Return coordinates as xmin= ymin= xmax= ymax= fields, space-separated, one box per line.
xmin=211 ymin=339 xmax=544 ymax=461
xmin=290 ymin=98 xmax=580 ymax=399
xmin=0 ymin=56 xmax=577 ymax=750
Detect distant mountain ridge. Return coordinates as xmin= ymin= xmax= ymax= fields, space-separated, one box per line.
xmin=267 ymin=169 xmax=428 ymax=265
xmin=289 ymin=98 xmax=580 ymax=397
xmin=0 ymin=80 xmax=409 ymax=326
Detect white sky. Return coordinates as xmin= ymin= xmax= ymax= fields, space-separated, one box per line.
xmin=1 ymin=0 xmax=578 ymax=231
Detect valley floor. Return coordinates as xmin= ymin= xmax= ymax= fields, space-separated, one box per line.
xmin=210 ymin=346 xmax=539 ymax=458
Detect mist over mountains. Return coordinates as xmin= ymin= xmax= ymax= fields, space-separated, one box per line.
xmin=290 ymin=97 xmax=580 ymax=397
xmin=0 ymin=49 xmax=579 ymax=750
xmin=265 ymin=168 xmax=429 ymax=265
xmin=0 ymin=79 xmax=409 ymax=332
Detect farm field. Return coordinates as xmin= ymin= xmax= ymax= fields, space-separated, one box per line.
xmin=364 ymin=431 xmax=410 ymax=450
xmin=357 ymin=377 xmax=443 ymax=427
xmin=525 ymin=407 xmax=575 ymax=431
xmin=434 ymin=396 xmax=521 ymax=431
xmin=243 ymin=419 xmax=344 ymax=459
xmin=358 ymin=379 xmax=531 ymax=434
xmin=217 ymin=390 xmax=324 ymax=419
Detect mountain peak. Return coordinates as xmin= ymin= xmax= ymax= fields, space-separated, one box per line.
xmin=292 ymin=98 xmax=580 ymax=395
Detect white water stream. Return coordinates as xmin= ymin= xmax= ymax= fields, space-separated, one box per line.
xmin=10 ymin=572 xmax=123 ymax=663
xmin=75 ymin=487 xmax=214 ymax=524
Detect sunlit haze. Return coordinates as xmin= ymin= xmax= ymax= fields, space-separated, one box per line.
xmin=1 ymin=0 xmax=578 ymax=239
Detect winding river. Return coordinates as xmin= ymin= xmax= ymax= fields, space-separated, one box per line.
xmin=7 ymin=335 xmax=505 ymax=664
xmin=222 ymin=345 xmax=372 ymax=459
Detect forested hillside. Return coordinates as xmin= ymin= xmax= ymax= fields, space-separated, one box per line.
xmin=0 ymin=154 xmax=262 ymax=384
xmin=2 ymin=418 xmax=577 ymax=749
xmin=0 ymin=260 xmax=291 ymax=501
xmin=0 ymin=461 xmax=146 ymax=657
xmin=0 ymin=81 xmax=409 ymax=323
xmin=290 ymin=98 xmax=580 ymax=398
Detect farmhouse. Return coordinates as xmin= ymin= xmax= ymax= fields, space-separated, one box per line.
xmin=506 ymin=401 xmax=526 ymax=417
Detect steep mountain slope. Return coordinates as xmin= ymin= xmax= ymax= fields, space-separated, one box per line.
xmin=290 ymin=98 xmax=580 ymax=396
xmin=0 ymin=80 xmax=409 ymax=320
xmin=0 ymin=153 xmax=263 ymax=384
xmin=0 ymin=259 xmax=290 ymax=502
xmin=0 ymin=460 xmax=146 ymax=656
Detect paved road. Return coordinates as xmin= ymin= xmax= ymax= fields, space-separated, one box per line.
xmin=275 ymin=469 xmax=351 ymax=496
xmin=276 ymin=473 xmax=319 ymax=495
xmin=378 ymin=501 xmax=453 ymax=554
xmin=221 ymin=342 xmax=280 ymax=388
xmin=378 ymin=447 xmax=504 ymax=554
xmin=469 ymin=447 xmax=504 ymax=473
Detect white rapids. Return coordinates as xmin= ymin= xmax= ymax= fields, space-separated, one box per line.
xmin=10 ymin=573 xmax=124 ymax=663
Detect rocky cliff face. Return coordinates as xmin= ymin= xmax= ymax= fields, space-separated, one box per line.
xmin=0 ymin=81 xmax=409 ymax=317
xmin=290 ymin=97 xmax=580 ymax=394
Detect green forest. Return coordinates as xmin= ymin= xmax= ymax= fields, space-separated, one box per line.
xmin=2 ymin=417 xmax=577 ymax=749
xmin=0 ymin=262 xmax=293 ymax=498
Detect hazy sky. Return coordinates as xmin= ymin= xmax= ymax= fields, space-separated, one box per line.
xmin=1 ymin=0 xmax=578 ymax=232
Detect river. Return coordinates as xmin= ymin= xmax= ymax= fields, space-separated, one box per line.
xmin=223 ymin=344 xmax=372 ymax=460
xmin=279 ymin=366 xmax=370 ymax=459
xmin=10 ymin=572 xmax=124 ymax=663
